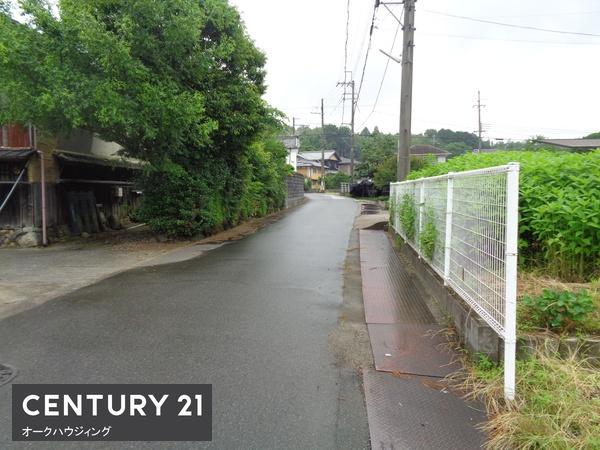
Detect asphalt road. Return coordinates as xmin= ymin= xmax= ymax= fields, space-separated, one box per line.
xmin=0 ymin=194 xmax=369 ymax=449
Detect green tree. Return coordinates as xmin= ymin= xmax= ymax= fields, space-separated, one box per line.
xmin=0 ymin=0 xmax=284 ymax=236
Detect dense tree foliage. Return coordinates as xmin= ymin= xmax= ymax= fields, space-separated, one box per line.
xmin=298 ymin=125 xmax=484 ymax=181
xmin=584 ymin=131 xmax=600 ymax=139
xmin=0 ymin=0 xmax=288 ymax=236
xmin=296 ymin=124 xmax=352 ymax=158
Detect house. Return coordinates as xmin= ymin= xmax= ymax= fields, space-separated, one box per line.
xmin=0 ymin=124 xmax=141 ymax=247
xmin=410 ymin=145 xmax=450 ymax=163
xmin=297 ymin=151 xmax=341 ymax=171
xmin=281 ymin=136 xmax=299 ymax=170
xmin=338 ymin=156 xmax=360 ymax=176
xmin=296 ymin=151 xmax=341 ymax=188
xmin=296 ymin=155 xmax=323 ymax=187
xmin=534 ymin=138 xmax=600 ymax=151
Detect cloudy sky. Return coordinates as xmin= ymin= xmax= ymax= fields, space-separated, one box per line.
xmin=229 ymin=0 xmax=600 ymax=141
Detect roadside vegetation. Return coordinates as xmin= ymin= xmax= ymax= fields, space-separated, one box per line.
xmin=0 ymin=0 xmax=289 ymax=237
xmin=410 ymin=150 xmax=600 ymax=282
xmin=455 ymin=349 xmax=600 ymax=450
xmin=406 ymin=150 xmax=600 ymax=449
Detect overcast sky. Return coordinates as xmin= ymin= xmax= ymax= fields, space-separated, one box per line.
xmin=229 ymin=0 xmax=600 ymax=141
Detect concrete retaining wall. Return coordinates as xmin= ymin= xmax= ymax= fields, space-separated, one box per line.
xmin=285 ymin=173 xmax=305 ymax=208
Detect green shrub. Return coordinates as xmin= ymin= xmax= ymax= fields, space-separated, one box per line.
xmin=399 ymin=193 xmax=417 ymax=240
xmin=410 ymin=150 xmax=600 ymax=281
xmin=324 ymin=172 xmax=351 ymax=189
xmin=304 ymin=178 xmax=312 ymax=192
xmin=521 ymin=289 xmax=596 ymax=332
xmin=138 ymin=132 xmax=287 ymax=237
xmin=419 ymin=208 xmax=437 ymax=260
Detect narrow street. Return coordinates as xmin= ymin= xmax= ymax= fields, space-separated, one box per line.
xmin=0 ymin=195 xmax=370 ymax=449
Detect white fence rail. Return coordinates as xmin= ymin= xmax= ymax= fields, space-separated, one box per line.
xmin=390 ymin=163 xmax=520 ymax=400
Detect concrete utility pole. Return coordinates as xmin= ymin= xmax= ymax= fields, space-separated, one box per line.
xmin=337 ymin=79 xmax=356 ymax=182
xmin=292 ymin=117 xmax=300 ymax=135
xmin=474 ymin=90 xmax=485 ymax=153
xmin=396 ymin=0 xmax=416 ymax=182
xmin=320 ymin=98 xmax=325 ymax=193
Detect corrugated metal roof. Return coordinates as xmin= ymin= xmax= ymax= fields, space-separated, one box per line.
xmin=338 ymin=156 xmax=361 ymax=165
xmin=298 ymin=151 xmax=340 ymax=161
xmin=54 ymin=150 xmax=142 ymax=169
xmin=0 ymin=148 xmax=35 ymax=161
xmin=536 ymin=139 xmax=600 ymax=149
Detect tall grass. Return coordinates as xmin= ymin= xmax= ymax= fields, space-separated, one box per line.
xmin=453 ymin=350 xmax=600 ymax=450
xmin=410 ymin=150 xmax=600 ymax=281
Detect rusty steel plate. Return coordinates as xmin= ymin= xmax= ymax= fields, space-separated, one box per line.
xmin=360 ymin=230 xmax=433 ymax=325
xmin=364 ymin=369 xmax=487 ymax=450
xmin=367 ymin=323 xmax=461 ymax=377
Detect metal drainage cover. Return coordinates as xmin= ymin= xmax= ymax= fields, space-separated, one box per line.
xmin=360 ymin=204 xmax=381 ymax=215
xmin=0 ymin=364 xmax=17 ymax=386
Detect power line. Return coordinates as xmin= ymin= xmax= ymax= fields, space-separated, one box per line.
xmin=342 ymin=0 xmax=351 ymax=125
xmin=422 ymin=8 xmax=600 ymax=38
xmin=355 ymin=1 xmax=380 ymax=106
xmin=420 ymin=31 xmax=600 ymax=46
xmin=358 ymin=8 xmax=403 ymax=130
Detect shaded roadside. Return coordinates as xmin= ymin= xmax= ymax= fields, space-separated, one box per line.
xmin=0 ymin=199 xmax=307 ymax=320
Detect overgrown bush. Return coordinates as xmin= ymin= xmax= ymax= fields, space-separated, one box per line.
xmin=324 ymin=172 xmax=351 ymax=189
xmin=410 ymin=150 xmax=600 ymax=281
xmin=399 ymin=194 xmax=417 ymax=240
xmin=521 ymin=289 xmax=596 ymax=333
xmin=138 ymin=133 xmax=287 ymax=237
xmin=419 ymin=208 xmax=437 ymax=260
xmin=457 ymin=350 xmax=600 ymax=450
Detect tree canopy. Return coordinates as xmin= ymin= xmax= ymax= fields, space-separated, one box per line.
xmin=0 ymin=0 xmax=271 ymax=165
xmin=0 ymin=0 xmax=287 ymax=236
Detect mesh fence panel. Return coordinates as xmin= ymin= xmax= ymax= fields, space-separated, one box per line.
xmin=390 ymin=165 xmax=518 ymax=337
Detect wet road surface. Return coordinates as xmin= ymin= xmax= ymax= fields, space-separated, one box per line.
xmin=0 ymin=194 xmax=369 ymax=449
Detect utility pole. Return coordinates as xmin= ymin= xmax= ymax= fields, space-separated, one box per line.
xmin=396 ymin=0 xmax=416 ymax=182
xmin=474 ymin=90 xmax=485 ymax=153
xmin=337 ymin=79 xmax=356 ymax=182
xmin=292 ymin=117 xmax=300 ymax=135
xmin=320 ymin=98 xmax=325 ymax=193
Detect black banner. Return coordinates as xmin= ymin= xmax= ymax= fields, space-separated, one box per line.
xmin=12 ymin=384 xmax=212 ymax=441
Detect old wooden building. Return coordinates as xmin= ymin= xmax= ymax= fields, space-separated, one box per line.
xmin=0 ymin=125 xmax=141 ymax=246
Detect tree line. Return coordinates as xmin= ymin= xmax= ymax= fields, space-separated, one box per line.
xmin=0 ymin=0 xmax=290 ymax=237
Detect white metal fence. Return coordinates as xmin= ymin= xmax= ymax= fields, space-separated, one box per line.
xmin=390 ymin=163 xmax=520 ymax=400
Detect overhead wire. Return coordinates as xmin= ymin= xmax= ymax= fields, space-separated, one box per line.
xmin=422 ymin=8 xmax=600 ymax=38
xmin=358 ymin=8 xmax=403 ymax=130
xmin=341 ymin=0 xmax=351 ymax=125
xmin=355 ymin=1 xmax=380 ymax=106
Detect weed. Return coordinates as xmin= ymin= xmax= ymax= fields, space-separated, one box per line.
xmin=521 ymin=289 xmax=596 ymax=333
xmin=399 ymin=193 xmax=416 ymax=241
xmin=452 ymin=349 xmax=600 ymax=450
xmin=419 ymin=207 xmax=437 ymax=260
xmin=410 ymin=150 xmax=600 ymax=281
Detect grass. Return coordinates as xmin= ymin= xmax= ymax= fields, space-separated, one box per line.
xmin=453 ymin=350 xmax=600 ymax=450
xmin=517 ymin=272 xmax=600 ymax=336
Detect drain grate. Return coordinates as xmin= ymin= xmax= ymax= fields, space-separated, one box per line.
xmin=360 ymin=203 xmax=381 ymax=215
xmin=0 ymin=364 xmax=17 ymax=386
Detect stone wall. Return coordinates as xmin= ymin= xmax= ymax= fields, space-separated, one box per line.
xmin=285 ymin=173 xmax=305 ymax=208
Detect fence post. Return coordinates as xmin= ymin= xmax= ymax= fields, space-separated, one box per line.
xmin=443 ymin=173 xmax=454 ymax=285
xmin=418 ymin=181 xmax=425 ymax=257
xmin=504 ymin=162 xmax=520 ymax=401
